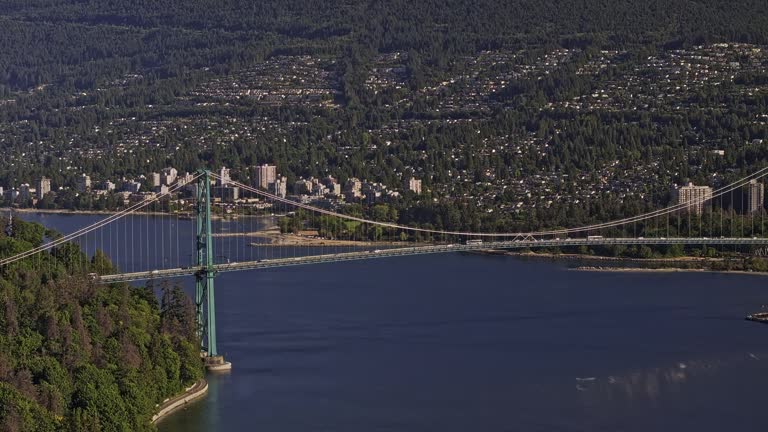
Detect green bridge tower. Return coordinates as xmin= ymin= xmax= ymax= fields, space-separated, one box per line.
xmin=195 ymin=169 xmax=231 ymax=372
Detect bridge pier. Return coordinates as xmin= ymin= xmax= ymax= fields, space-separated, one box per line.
xmin=205 ymin=355 xmax=232 ymax=372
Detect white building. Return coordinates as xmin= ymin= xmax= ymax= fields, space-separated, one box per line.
xmin=672 ymin=182 xmax=712 ymax=214
xmin=37 ymin=177 xmax=51 ymax=199
xmin=404 ymin=177 xmax=422 ymax=194
xmin=272 ymin=176 xmax=287 ymax=198
xmin=161 ymin=167 xmax=178 ymax=186
xmin=218 ymin=167 xmax=231 ymax=187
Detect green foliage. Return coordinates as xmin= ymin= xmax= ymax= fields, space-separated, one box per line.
xmin=745 ymin=257 xmax=768 ymax=272
xmin=0 ymin=382 xmax=58 ymax=431
xmin=71 ymin=365 xmax=130 ymax=431
xmin=0 ymin=219 xmax=203 ymax=431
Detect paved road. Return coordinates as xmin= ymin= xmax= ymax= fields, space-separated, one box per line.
xmin=98 ymin=237 xmax=768 ymax=283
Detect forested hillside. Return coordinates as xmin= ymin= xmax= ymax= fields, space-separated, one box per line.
xmin=1 ymin=0 xmax=768 ymax=232
xmin=1 ymin=0 xmax=766 ymax=92
xmin=0 ymin=217 xmax=202 ymax=431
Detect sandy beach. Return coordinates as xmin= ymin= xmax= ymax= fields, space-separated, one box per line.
xmin=244 ymin=230 xmax=411 ymax=247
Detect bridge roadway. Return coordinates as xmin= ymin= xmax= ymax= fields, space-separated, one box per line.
xmin=97 ymin=237 xmax=768 ymax=283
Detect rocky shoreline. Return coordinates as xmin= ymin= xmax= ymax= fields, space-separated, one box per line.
xmin=570 ymin=266 xmax=768 ymax=276
xmin=471 ymin=250 xmax=768 ymax=276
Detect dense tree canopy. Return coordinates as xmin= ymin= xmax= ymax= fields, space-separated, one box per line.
xmin=0 ymin=217 xmax=202 ymax=431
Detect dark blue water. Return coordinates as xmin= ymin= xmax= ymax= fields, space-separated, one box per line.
xmin=15 ymin=212 xmax=768 ymax=431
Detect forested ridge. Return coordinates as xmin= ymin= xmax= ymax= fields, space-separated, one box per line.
xmin=1 ymin=1 xmax=768 ymax=232
xmin=0 ymin=217 xmax=203 ymax=431
xmin=0 ymin=0 xmax=765 ymax=93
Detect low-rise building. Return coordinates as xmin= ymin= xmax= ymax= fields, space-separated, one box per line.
xmin=216 ymin=185 xmax=239 ymax=202
xmin=344 ymin=178 xmax=363 ymax=199
xmin=294 ymin=179 xmax=313 ymax=195
xmin=122 ymin=180 xmax=142 ymax=193
xmin=404 ymin=177 xmax=422 ymax=194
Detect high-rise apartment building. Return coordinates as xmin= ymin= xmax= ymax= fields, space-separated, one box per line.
xmin=746 ymin=179 xmax=765 ymax=213
xmin=161 ymin=167 xmax=178 ymax=186
xmin=273 ymin=176 xmax=288 ymax=198
xmin=218 ymin=167 xmax=231 ymax=187
xmin=254 ymin=164 xmax=277 ymax=189
xmin=37 ymin=177 xmax=51 ymax=199
xmin=673 ymin=182 xmax=712 ymax=214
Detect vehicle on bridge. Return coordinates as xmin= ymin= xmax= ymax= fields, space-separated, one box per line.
xmin=465 ymin=239 xmax=484 ymax=245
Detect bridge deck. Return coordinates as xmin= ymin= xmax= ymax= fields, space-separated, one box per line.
xmin=96 ymin=237 xmax=768 ymax=283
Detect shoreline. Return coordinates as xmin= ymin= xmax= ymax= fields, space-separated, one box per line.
xmin=151 ymin=379 xmax=208 ymax=424
xmin=477 ymin=250 xmax=768 ymax=276
xmin=498 ymin=250 xmax=725 ymax=263
xmin=569 ymin=266 xmax=768 ymax=276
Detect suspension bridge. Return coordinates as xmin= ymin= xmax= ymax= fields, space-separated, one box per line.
xmin=3 ymin=168 xmax=768 ymax=370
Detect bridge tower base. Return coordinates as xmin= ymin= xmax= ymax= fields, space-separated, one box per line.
xmin=205 ymin=355 xmax=232 ymax=372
